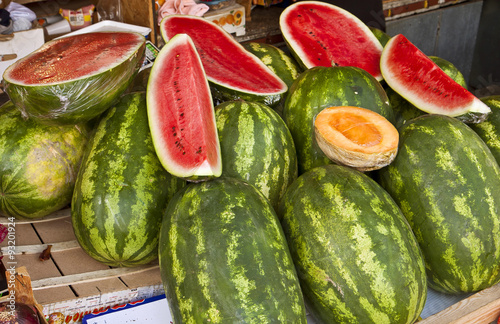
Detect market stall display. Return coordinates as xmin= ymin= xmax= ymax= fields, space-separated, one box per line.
xmin=1 ymin=1 xmax=500 ymax=323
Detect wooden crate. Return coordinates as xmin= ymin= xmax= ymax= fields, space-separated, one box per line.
xmin=0 ymin=209 xmax=164 ymax=323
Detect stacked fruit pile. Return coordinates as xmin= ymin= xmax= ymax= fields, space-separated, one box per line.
xmin=1 ymin=1 xmax=500 ymax=323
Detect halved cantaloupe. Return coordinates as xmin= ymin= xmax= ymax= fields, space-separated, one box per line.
xmin=314 ymin=106 xmax=399 ymax=171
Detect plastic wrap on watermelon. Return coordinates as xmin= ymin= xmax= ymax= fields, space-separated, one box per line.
xmin=2 ymin=32 xmax=146 ymax=126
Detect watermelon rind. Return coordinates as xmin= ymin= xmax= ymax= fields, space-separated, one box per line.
xmin=159 ymin=177 xmax=307 ymax=323
xmin=469 ymin=95 xmax=500 ymax=164
xmin=279 ymin=164 xmax=427 ymax=323
xmin=243 ymin=42 xmax=303 ymax=115
xmin=147 ymin=33 xmax=222 ymax=180
xmin=3 ymin=32 xmax=146 ymax=126
xmin=378 ymin=114 xmax=500 ymax=293
xmin=0 ymin=101 xmax=90 ymax=219
xmin=159 ymin=15 xmax=288 ymax=107
xmin=215 ymin=100 xmax=298 ymax=211
xmin=280 ymin=1 xmax=384 ymax=81
xmin=380 ymin=34 xmax=491 ymax=122
xmin=72 ymin=92 xmax=185 ymax=267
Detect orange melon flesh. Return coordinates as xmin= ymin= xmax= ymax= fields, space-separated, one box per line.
xmin=314 ymin=106 xmax=399 ymax=171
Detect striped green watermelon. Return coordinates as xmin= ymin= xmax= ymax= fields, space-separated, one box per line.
xmin=72 ymin=92 xmax=185 ymax=267
xmin=243 ymin=42 xmax=302 ymax=115
xmin=388 ymin=56 xmax=468 ymax=129
xmin=283 ymin=65 xmax=394 ymax=174
xmin=159 ymin=177 xmax=307 ymax=323
xmin=278 ymin=164 xmax=427 ymax=323
xmin=280 ymin=1 xmax=384 ymax=80
xmin=369 ymin=27 xmax=391 ymax=47
xmin=159 ymin=15 xmax=288 ymax=108
xmin=0 ymin=101 xmax=89 ymax=219
xmin=469 ymin=96 xmax=500 ymax=164
xmin=215 ymin=100 xmax=297 ymax=211
xmin=3 ymin=32 xmax=146 ymax=126
xmin=378 ymin=114 xmax=500 ymax=293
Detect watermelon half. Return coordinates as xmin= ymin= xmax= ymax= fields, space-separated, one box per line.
xmin=146 ymin=33 xmax=222 ymax=181
xmin=279 ymin=1 xmax=384 ymax=81
xmin=3 ymin=32 xmax=146 ymax=125
xmin=381 ymin=34 xmax=491 ymax=122
xmin=159 ymin=15 xmax=288 ymax=107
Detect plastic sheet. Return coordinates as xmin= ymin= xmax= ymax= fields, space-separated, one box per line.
xmin=2 ymin=32 xmax=146 ymax=126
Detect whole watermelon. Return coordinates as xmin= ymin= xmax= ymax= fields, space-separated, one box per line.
xmin=278 ymin=164 xmax=427 ymax=323
xmin=159 ymin=177 xmax=307 ymax=323
xmin=72 ymin=92 xmax=185 ymax=267
xmin=469 ymin=95 xmax=500 ymax=164
xmin=378 ymin=114 xmax=500 ymax=293
xmin=0 ymin=101 xmax=89 ymax=219
xmin=283 ymin=65 xmax=394 ymax=174
xmin=215 ymin=100 xmax=297 ymax=211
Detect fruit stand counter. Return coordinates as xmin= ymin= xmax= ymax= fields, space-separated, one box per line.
xmin=0 ymin=210 xmax=164 ymax=322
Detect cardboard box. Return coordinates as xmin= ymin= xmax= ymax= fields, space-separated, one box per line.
xmin=204 ymin=3 xmax=245 ymax=36
xmin=0 ymin=28 xmax=44 ymax=83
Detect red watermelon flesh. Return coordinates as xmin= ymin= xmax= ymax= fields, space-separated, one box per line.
xmin=279 ymin=1 xmax=383 ymax=80
xmin=381 ymin=34 xmax=490 ymax=118
xmin=147 ymin=33 xmax=222 ymax=180
xmin=160 ymin=15 xmax=287 ymax=96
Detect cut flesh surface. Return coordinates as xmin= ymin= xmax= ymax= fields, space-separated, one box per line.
xmin=279 ymin=1 xmax=383 ymax=80
xmin=381 ymin=34 xmax=490 ymax=117
xmin=4 ymin=32 xmax=145 ymax=85
xmin=147 ymin=33 xmax=221 ymax=179
xmin=160 ymin=15 xmax=287 ymax=96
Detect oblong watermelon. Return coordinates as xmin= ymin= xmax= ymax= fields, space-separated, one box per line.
xmin=380 ymin=34 xmax=490 ymax=122
xmin=72 ymin=92 xmax=185 ymax=267
xmin=378 ymin=114 xmax=500 ymax=293
xmin=469 ymin=96 xmax=500 ymax=165
xmin=0 ymin=101 xmax=89 ymax=219
xmin=3 ymin=32 xmax=146 ymax=126
xmin=215 ymin=100 xmax=298 ymax=211
xmin=283 ymin=65 xmax=393 ymax=174
xmin=159 ymin=177 xmax=307 ymax=323
xmin=278 ymin=164 xmax=427 ymax=323
xmin=280 ymin=1 xmax=384 ymax=80
xmin=147 ymin=33 xmax=222 ymax=181
xmin=159 ymin=15 xmax=288 ymax=107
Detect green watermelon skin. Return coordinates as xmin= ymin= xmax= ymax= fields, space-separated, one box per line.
xmin=72 ymin=92 xmax=185 ymax=267
xmin=278 ymin=164 xmax=427 ymax=323
xmin=3 ymin=33 xmax=146 ymax=126
xmin=378 ymin=114 xmax=500 ymax=293
xmin=243 ymin=42 xmax=302 ymax=115
xmin=469 ymin=96 xmax=500 ymax=164
xmin=0 ymin=101 xmax=89 ymax=219
xmin=159 ymin=177 xmax=307 ymax=323
xmin=283 ymin=66 xmax=394 ymax=174
xmin=215 ymin=100 xmax=298 ymax=211
xmin=388 ymin=56 xmax=468 ymax=129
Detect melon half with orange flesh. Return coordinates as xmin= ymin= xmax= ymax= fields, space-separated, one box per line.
xmin=314 ymin=106 xmax=399 ymax=171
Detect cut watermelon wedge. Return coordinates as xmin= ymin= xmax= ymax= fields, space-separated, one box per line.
xmin=146 ymin=33 xmax=222 ymax=180
xmin=279 ymin=1 xmax=384 ymax=81
xmin=159 ymin=15 xmax=288 ymax=106
xmin=381 ymin=34 xmax=490 ymax=122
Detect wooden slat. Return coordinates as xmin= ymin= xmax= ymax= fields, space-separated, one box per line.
xmin=0 ymin=240 xmax=80 ymax=256
xmin=31 ymin=264 xmax=160 ymax=290
xmin=419 ymin=282 xmax=500 ymax=324
xmin=0 ymin=208 xmax=71 ymax=225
